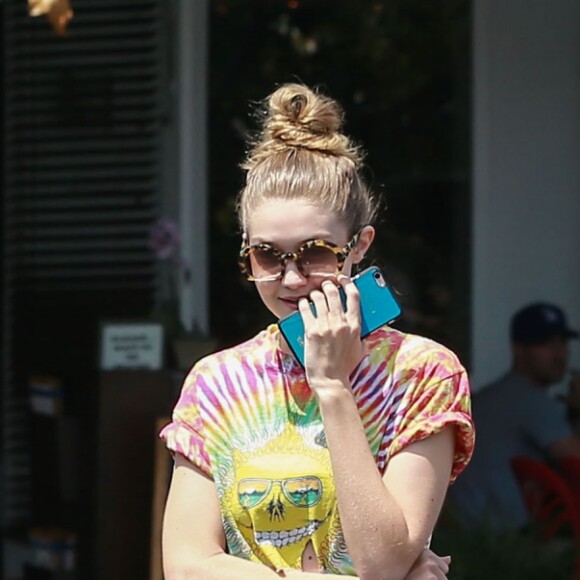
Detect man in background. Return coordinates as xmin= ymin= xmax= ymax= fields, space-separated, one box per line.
xmin=449 ymin=302 xmax=579 ymax=531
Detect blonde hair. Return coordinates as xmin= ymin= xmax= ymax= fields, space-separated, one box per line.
xmin=237 ymin=83 xmax=378 ymax=235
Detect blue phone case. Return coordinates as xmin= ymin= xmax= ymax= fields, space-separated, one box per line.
xmin=277 ymin=266 xmax=402 ymax=367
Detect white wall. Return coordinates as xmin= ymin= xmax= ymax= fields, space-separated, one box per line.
xmin=472 ymin=0 xmax=580 ymax=389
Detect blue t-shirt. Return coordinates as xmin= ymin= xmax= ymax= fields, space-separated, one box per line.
xmin=448 ymin=370 xmax=571 ymax=531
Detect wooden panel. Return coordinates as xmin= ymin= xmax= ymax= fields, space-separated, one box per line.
xmin=95 ymin=371 xmax=177 ymax=580
xmin=149 ymin=416 xmax=172 ymax=580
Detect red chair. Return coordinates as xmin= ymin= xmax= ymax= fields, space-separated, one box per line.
xmin=511 ymin=456 xmax=580 ymax=541
xmin=511 ymin=456 xmax=580 ymax=579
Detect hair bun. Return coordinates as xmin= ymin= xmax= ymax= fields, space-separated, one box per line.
xmin=243 ymin=83 xmax=361 ymax=169
xmin=267 ymin=84 xmax=342 ymax=144
xmin=238 ymin=83 xmax=378 ymax=235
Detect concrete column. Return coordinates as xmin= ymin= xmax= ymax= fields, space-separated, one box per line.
xmin=177 ymin=0 xmax=209 ymax=335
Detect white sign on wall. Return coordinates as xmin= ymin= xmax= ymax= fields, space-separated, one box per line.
xmin=100 ymin=322 xmax=164 ymax=371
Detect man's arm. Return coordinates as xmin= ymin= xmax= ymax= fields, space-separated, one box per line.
xmin=548 ymin=435 xmax=580 ymax=459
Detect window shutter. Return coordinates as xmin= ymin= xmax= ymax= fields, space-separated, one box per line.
xmin=2 ymin=0 xmax=170 ymax=527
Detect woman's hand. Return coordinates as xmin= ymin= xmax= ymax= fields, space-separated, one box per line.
xmin=298 ymin=276 xmax=366 ymax=392
xmin=403 ymin=548 xmax=451 ymax=580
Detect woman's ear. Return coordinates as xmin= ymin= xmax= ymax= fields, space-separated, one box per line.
xmin=352 ymin=225 xmax=375 ymax=264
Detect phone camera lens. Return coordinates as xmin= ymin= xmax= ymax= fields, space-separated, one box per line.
xmin=373 ymin=270 xmax=387 ymax=287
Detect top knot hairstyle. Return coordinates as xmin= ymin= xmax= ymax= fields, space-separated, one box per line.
xmin=237 ymin=83 xmax=378 ymax=236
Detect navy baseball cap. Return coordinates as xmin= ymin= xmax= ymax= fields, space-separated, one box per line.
xmin=511 ymin=302 xmax=579 ymax=344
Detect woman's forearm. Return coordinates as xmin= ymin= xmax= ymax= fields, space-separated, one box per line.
xmin=315 ymin=382 xmax=420 ymax=580
xmin=165 ymin=551 xmax=357 ymax=580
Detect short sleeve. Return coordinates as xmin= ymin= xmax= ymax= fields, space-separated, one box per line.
xmin=159 ymin=367 xmax=212 ymax=477
xmin=389 ymin=370 xmax=474 ymax=484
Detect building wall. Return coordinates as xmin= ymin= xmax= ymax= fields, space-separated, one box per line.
xmin=472 ymin=0 xmax=580 ymax=388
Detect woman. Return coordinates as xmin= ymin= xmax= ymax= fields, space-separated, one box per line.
xmin=160 ymin=83 xmax=474 ymax=579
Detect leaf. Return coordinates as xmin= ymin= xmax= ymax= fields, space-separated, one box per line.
xmin=28 ymin=0 xmax=73 ymax=36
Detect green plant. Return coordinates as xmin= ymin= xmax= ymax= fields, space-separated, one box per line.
xmin=431 ymin=521 xmax=576 ymax=580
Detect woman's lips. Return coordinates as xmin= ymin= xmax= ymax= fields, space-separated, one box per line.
xmin=279 ymin=297 xmax=307 ymax=310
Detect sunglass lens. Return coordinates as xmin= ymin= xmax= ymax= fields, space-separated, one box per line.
xmin=300 ymin=245 xmax=338 ymax=276
xmin=248 ymin=247 xmax=281 ymax=279
xmin=284 ymin=477 xmax=322 ymax=507
xmin=238 ymin=479 xmax=270 ymax=508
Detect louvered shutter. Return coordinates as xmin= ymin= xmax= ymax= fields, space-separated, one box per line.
xmin=2 ymin=0 xmax=169 ymax=527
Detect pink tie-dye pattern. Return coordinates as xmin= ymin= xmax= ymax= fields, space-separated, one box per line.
xmin=160 ymin=325 xmax=474 ymax=481
xmin=159 ymin=325 xmax=474 ymax=572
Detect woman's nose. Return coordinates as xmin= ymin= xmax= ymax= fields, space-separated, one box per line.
xmin=281 ymin=261 xmax=307 ymax=287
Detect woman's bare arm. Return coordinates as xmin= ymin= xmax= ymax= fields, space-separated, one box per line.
xmin=317 ymin=386 xmax=454 ymax=580
xmin=301 ymin=279 xmax=457 ymax=580
xmin=163 ymin=453 xmax=451 ymax=580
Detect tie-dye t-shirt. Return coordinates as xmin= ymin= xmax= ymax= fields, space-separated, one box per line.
xmin=160 ymin=324 xmax=474 ymax=575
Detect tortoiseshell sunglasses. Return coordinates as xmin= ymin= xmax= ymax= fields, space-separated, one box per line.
xmin=239 ymin=231 xmax=361 ymax=282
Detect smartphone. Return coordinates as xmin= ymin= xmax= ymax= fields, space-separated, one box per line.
xmin=277 ymin=266 xmax=402 ymax=367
